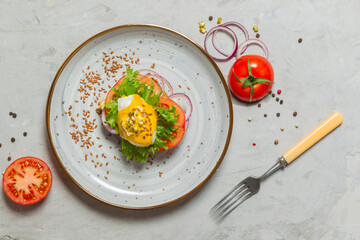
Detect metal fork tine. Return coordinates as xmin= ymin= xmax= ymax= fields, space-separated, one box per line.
xmin=211 ymin=182 xmax=246 ymax=212
xmin=219 ymin=191 xmax=253 ymax=218
xmin=216 ymin=188 xmax=250 ymax=216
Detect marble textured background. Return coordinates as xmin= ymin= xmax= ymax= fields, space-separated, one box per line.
xmin=1 ymin=0 xmax=359 ymax=239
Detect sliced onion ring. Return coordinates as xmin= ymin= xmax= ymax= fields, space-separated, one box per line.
xmin=100 ymin=109 xmax=117 ymax=135
xmin=137 ymin=69 xmax=174 ymax=96
xmin=212 ymin=21 xmax=249 ymax=57
xmin=204 ymin=26 xmax=238 ymax=61
xmin=236 ymin=39 xmax=269 ymax=59
xmin=169 ymin=93 xmax=193 ymax=130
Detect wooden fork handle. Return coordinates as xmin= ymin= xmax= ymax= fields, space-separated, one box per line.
xmin=282 ymin=112 xmax=343 ymax=164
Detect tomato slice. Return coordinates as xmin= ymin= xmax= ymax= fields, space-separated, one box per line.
xmin=105 ymin=74 xmax=165 ymax=105
xmin=157 ymin=97 xmax=186 ymax=151
xmin=2 ymin=157 xmax=53 ymax=205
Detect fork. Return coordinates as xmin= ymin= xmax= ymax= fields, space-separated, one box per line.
xmin=211 ymin=112 xmax=343 ymax=219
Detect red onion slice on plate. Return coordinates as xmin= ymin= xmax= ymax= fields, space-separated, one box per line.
xmin=204 ymin=26 xmax=238 ymax=61
xmin=212 ymin=21 xmax=250 ymax=57
xmin=100 ymin=109 xmax=117 ymax=135
xmin=169 ymin=93 xmax=193 ymax=130
xmin=137 ymin=69 xmax=174 ymax=96
xmin=236 ymin=39 xmax=269 ymax=59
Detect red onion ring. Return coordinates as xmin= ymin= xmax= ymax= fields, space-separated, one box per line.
xmin=137 ymin=69 xmax=174 ymax=96
xmin=204 ymin=26 xmax=238 ymax=61
xmin=100 ymin=109 xmax=117 ymax=135
xmin=212 ymin=21 xmax=249 ymax=57
xmin=236 ymin=39 xmax=269 ymax=59
xmin=169 ymin=93 xmax=193 ymax=130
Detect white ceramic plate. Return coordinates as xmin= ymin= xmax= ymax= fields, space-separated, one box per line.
xmin=46 ymin=24 xmax=233 ymax=209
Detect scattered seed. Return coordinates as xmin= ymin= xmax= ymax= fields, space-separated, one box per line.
xmin=256 ymin=33 xmax=260 ymax=38
xmin=9 ymin=112 xmax=13 ymax=116
xmin=248 ymin=117 xmax=252 ymax=122
xmin=11 ymin=138 xmax=15 ymax=143
xmin=209 ymin=16 xmax=213 ymax=21
xmin=257 ymin=103 xmax=261 ymax=108
xmin=276 ymin=113 xmax=280 ymax=117
xmin=272 ymin=93 xmax=275 ymax=97
xmin=199 ymin=20 xmax=205 ymax=28
xmin=281 ymin=127 xmax=285 ymax=131
xmin=280 ymin=100 xmax=283 ymax=105
xmin=298 ymin=38 xmax=303 ymax=43
xmin=274 ymin=140 xmax=279 ymax=145
xmin=12 ymin=113 xmax=17 ymax=118
xmin=0 ymin=143 xmax=2 ymax=148
xmin=293 ymin=111 xmax=298 ymax=117
xmin=8 ymin=157 xmax=11 ymax=161
xmin=295 ymin=124 xmax=299 ymax=128
xmin=276 ymin=97 xmax=279 ymax=102
xmin=23 ymin=132 xmax=27 ymax=137
xmin=264 ymin=113 xmax=267 ymax=117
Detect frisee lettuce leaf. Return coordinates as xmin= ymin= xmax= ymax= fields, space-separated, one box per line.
xmin=103 ymin=68 xmax=178 ymax=162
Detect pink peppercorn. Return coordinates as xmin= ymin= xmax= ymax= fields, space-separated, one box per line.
xmin=252 ymin=143 xmax=256 ymax=146
xmin=277 ymin=90 xmax=281 ymax=95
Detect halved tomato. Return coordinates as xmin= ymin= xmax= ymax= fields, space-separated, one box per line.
xmin=105 ymin=74 xmax=166 ymax=105
xmin=157 ymin=97 xmax=186 ymax=151
xmin=2 ymin=157 xmax=53 ymax=205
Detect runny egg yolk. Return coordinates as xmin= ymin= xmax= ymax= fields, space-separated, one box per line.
xmin=116 ymin=94 xmax=157 ymax=147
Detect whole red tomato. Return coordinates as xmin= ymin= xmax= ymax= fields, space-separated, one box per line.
xmin=228 ymin=55 xmax=274 ymax=102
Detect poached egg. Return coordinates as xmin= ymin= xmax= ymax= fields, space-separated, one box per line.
xmin=116 ymin=94 xmax=157 ymax=147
